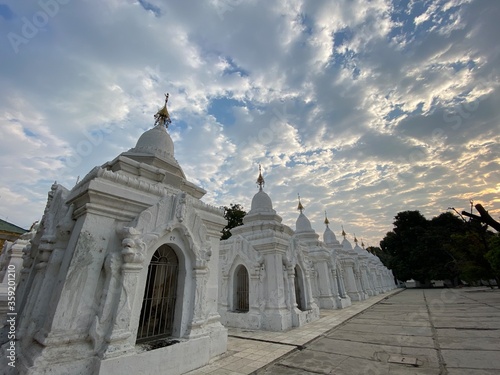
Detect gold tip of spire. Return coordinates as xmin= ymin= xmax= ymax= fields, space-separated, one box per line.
xmin=324 ymin=211 xmax=329 ymax=226
xmin=361 ymin=238 xmax=365 ymax=249
xmin=341 ymin=225 xmax=346 ymax=239
xmin=154 ymin=93 xmax=172 ymax=128
xmin=354 ymin=234 xmax=358 ymax=243
xmin=256 ymin=164 xmax=265 ymax=190
xmin=297 ymin=194 xmax=304 ymax=213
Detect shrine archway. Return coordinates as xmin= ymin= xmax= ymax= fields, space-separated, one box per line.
xmin=137 ymin=245 xmax=179 ymax=343
xmin=233 ymin=265 xmax=249 ymax=312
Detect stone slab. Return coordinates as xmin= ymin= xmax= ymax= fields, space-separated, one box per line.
xmin=438 ymin=335 xmax=500 ymax=350
xmin=305 ymin=336 xmax=439 ymax=368
xmin=448 ymin=369 xmax=500 ymax=375
xmin=353 ymin=317 xmax=431 ymax=327
xmin=336 ymin=322 xmax=433 ymax=336
xmin=279 ymin=349 xmax=346 ymax=374
xmin=431 ymin=319 xmax=500 ymax=329
xmin=259 ymin=364 xmax=320 ymax=374
xmin=436 ymin=328 xmax=500 ymax=338
xmin=327 ymin=329 xmax=435 ymax=348
xmin=441 ymin=349 xmax=500 ymax=370
xmin=388 ymin=354 xmax=419 ymax=365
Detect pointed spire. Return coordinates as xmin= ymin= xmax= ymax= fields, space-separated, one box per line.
xmin=361 ymin=238 xmax=365 ymax=249
xmin=256 ymin=164 xmax=265 ymax=190
xmin=154 ymin=93 xmax=172 ymax=128
xmin=341 ymin=225 xmax=346 ymax=239
xmin=324 ymin=211 xmax=329 ymax=226
xmin=297 ymin=194 xmax=304 ymax=213
xmin=354 ymin=234 xmax=358 ymax=244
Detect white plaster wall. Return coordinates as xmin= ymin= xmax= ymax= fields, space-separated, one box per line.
xmin=98 ymin=336 xmax=215 ymax=375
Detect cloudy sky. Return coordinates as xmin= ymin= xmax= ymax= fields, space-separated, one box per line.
xmin=1 ymin=0 xmax=499 ymax=246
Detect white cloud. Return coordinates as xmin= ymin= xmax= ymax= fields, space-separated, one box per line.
xmin=0 ymin=0 xmax=498 ymax=246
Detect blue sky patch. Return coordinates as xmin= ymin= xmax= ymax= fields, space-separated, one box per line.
xmin=208 ymin=98 xmax=245 ymax=125
xmin=138 ymin=0 xmax=161 ymax=17
xmin=0 ymin=4 xmax=14 ymax=20
xmin=23 ymin=128 xmax=36 ymax=138
xmin=222 ymin=57 xmax=249 ymax=77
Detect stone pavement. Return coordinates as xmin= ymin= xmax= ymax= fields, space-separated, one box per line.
xmin=187 ymin=287 xmax=500 ymax=374
xmin=258 ymin=287 xmax=500 ymax=375
xmin=186 ymin=290 xmax=402 ymax=375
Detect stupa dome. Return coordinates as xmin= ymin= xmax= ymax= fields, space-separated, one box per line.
xmin=251 ymin=189 xmax=274 ymax=212
xmin=323 ymin=226 xmax=337 ymax=244
xmin=342 ymin=238 xmax=353 ymax=250
xmin=131 ymin=125 xmax=174 ymax=157
xmin=296 ymin=212 xmax=313 ymax=233
xmin=353 ymin=243 xmax=365 ymax=256
xmin=245 ymin=166 xmax=279 ymax=220
xmin=322 ymin=213 xmax=337 ymax=244
xmin=295 ymin=195 xmax=314 ymax=233
xmin=128 ymin=94 xmax=175 ymax=159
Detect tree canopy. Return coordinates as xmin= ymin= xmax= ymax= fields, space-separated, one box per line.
xmin=380 ymin=209 xmax=499 ymax=285
xmin=220 ymin=203 xmax=246 ymax=240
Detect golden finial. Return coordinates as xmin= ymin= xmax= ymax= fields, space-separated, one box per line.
xmin=154 ymin=93 xmax=172 ymax=128
xmin=256 ymin=164 xmax=265 ymax=190
xmin=354 ymin=234 xmax=358 ymax=244
xmin=341 ymin=225 xmax=346 ymax=239
xmin=324 ymin=211 xmax=329 ymax=226
xmin=297 ymin=194 xmax=304 ymax=213
xmin=361 ymin=238 xmax=365 ymax=249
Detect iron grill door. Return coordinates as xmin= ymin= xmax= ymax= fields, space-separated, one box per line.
xmin=137 ymin=245 xmax=179 ymax=343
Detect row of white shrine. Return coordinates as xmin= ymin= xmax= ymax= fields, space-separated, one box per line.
xmin=219 ymin=174 xmax=396 ymax=331
xmin=0 ymin=100 xmax=396 ymax=375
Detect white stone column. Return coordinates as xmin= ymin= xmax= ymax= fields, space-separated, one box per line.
xmin=101 ymin=227 xmax=145 ymax=358
xmin=0 ymin=239 xmax=25 ymax=284
xmin=344 ymin=262 xmax=362 ymax=301
xmin=249 ymin=266 xmax=261 ymax=313
xmin=313 ymin=260 xmax=336 ymax=309
xmin=261 ymin=251 xmax=291 ymax=330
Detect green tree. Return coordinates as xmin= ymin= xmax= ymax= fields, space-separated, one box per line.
xmin=485 ymin=234 xmax=500 ymax=280
xmin=421 ymin=212 xmax=464 ymax=282
xmin=381 ymin=208 xmax=499 ymax=286
xmin=448 ymin=219 xmax=499 ymax=285
xmin=221 ymin=204 xmax=246 ymax=240
xmin=380 ymin=211 xmax=429 ymax=282
xmin=380 ymin=211 xmax=464 ymax=284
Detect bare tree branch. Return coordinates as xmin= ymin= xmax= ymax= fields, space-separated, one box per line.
xmin=462 ymin=204 xmax=500 ymax=232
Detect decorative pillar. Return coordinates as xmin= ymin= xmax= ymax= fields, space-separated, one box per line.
xmin=102 ymin=227 xmax=145 ymax=358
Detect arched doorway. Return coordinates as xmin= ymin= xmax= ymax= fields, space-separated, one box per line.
xmin=137 ymin=245 xmax=179 ymax=343
xmin=234 ymin=265 xmax=249 ymax=312
xmin=294 ymin=266 xmax=305 ymax=311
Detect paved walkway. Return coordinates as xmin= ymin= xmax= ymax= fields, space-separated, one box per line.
xmin=187 ymin=287 xmax=500 ymax=374
xmin=259 ymin=287 xmax=500 ymax=375
xmin=186 ymin=290 xmax=402 ymax=374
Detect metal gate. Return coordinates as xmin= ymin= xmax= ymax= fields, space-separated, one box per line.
xmin=294 ymin=267 xmax=304 ymax=311
xmin=137 ymin=245 xmax=179 ymax=343
xmin=235 ymin=265 xmax=249 ymax=312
